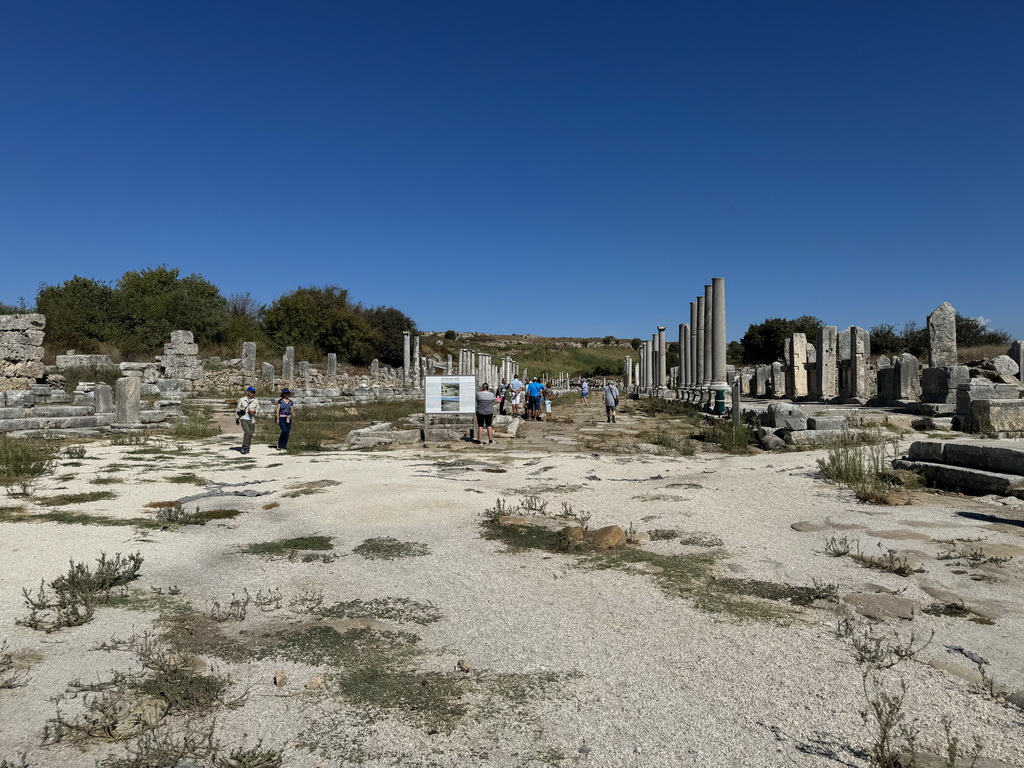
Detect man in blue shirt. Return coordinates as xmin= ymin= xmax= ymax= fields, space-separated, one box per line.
xmin=526 ymin=377 xmax=545 ymax=421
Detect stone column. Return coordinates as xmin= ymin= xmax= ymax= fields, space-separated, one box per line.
xmin=657 ymin=327 xmax=667 ymax=389
xmin=624 ymin=356 xmax=633 ymax=388
xmin=403 ymin=331 xmax=411 ymax=386
xmin=787 ymin=333 xmax=808 ymax=398
xmin=261 ymin=362 xmax=275 ymax=385
xmin=702 ymin=284 xmax=713 ymax=386
xmin=299 ymin=361 xmax=311 ymax=392
xmin=679 ymin=323 xmax=689 ymax=389
xmin=927 ymin=302 xmax=957 ymax=368
xmin=412 ymin=336 xmax=421 ymax=384
xmin=643 ymin=341 xmax=653 ymax=389
xmin=816 ymin=326 xmax=838 ymax=401
xmin=850 ymin=326 xmax=871 ymax=401
xmin=895 ymin=353 xmax=922 ymax=400
xmin=242 ymin=342 xmax=256 ymax=383
xmin=695 ymin=295 xmax=706 ymax=386
xmin=649 ymin=333 xmax=658 ymax=388
xmin=689 ymin=302 xmax=698 ymax=387
xmin=1010 ymin=341 xmax=1023 ymax=383
xmin=711 ymin=277 xmax=726 ymax=390
xmin=114 ymin=377 xmax=141 ymax=425
xmin=326 ymin=353 xmax=337 ymax=379
xmin=446 ymin=354 xmax=453 ymax=375
xmin=282 ymin=347 xmax=295 ymax=386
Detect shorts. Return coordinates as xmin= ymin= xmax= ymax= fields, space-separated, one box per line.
xmin=544 ymin=399 xmax=551 ymax=414
xmin=510 ymin=392 xmax=522 ymax=405
xmin=528 ymin=396 xmax=541 ymax=410
xmin=581 ymin=390 xmax=589 ymax=398
xmin=476 ymin=412 xmax=493 ymax=428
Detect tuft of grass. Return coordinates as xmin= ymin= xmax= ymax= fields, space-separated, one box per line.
xmin=817 ymin=437 xmax=900 ymax=503
xmin=849 ymin=542 xmax=925 ymax=577
xmin=353 ymin=537 xmax=431 ymax=560
xmin=0 ymin=506 xmax=157 ymax=528
xmin=36 ymin=490 xmax=118 ymax=506
xmin=90 ymin=476 xmax=125 ymax=485
xmin=0 ymin=436 xmax=58 ymax=496
xmin=242 ymin=535 xmax=334 ymax=557
xmin=168 ymin=404 xmax=220 ymax=440
xmin=635 ymin=428 xmax=695 ymax=455
xmin=281 ymin=479 xmax=340 ymax=498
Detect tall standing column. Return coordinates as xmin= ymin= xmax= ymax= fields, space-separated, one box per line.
xmin=651 ymin=333 xmax=659 ymax=388
xmin=711 ymin=276 xmax=727 ymax=389
xmin=678 ymin=323 xmax=688 ymax=389
xmin=412 ymin=336 xmax=421 ymax=386
xmin=638 ymin=344 xmax=646 ymax=388
xmin=703 ymin=284 xmax=713 ymax=386
xmin=695 ymin=296 xmax=706 ymax=386
xmin=689 ymin=302 xmax=698 ymax=387
xmin=624 ymin=356 xmax=633 ymax=389
xmin=402 ymin=331 xmax=411 ymax=387
xmin=657 ymin=327 xmax=667 ymax=390
xmin=644 ymin=340 xmax=653 ymax=389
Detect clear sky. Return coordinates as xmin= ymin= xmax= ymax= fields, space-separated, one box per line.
xmin=2 ymin=1 xmax=1022 ymax=342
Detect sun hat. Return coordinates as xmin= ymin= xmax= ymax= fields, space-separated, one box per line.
xmin=281 ymin=388 xmax=291 ymax=395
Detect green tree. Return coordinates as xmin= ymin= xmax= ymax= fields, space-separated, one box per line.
xmin=726 ymin=340 xmax=744 ymax=365
xmin=112 ymin=267 xmax=228 ymax=357
xmin=36 ymin=276 xmax=117 ymax=352
xmin=262 ymin=286 xmax=377 ymax=364
xmin=956 ymin=314 xmax=1012 ymax=348
xmin=739 ymin=316 xmax=823 ymax=365
xmin=364 ymin=305 xmax=417 ymax=367
xmin=630 ymin=338 xmax=642 ymax=350
xmin=869 ymin=323 xmax=901 ymax=356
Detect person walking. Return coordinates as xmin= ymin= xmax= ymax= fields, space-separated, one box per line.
xmin=526 ymin=377 xmax=544 ymax=421
xmin=604 ymin=381 xmax=620 ymax=423
xmin=543 ymin=380 xmax=555 ymax=421
xmin=509 ymin=375 xmax=524 ymax=418
xmin=475 ymin=383 xmax=496 ymax=445
xmin=235 ymin=386 xmax=261 ymax=454
xmin=275 ymin=388 xmax=295 ymax=450
xmin=496 ymin=378 xmax=508 ymax=416
xmin=581 ymin=380 xmax=590 ymax=406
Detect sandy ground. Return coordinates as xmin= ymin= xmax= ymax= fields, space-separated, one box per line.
xmin=1 ymin=402 xmax=1023 ymax=768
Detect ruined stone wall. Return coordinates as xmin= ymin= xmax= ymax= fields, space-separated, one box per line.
xmin=0 ymin=314 xmax=46 ymax=391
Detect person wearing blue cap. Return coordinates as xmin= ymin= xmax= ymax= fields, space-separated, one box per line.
xmin=235 ymin=386 xmax=261 ymax=454
xmin=275 ymin=388 xmax=295 ymax=451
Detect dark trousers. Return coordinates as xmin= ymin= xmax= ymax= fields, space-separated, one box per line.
xmin=241 ymin=419 xmax=256 ymax=450
xmin=277 ymin=418 xmax=291 ymax=449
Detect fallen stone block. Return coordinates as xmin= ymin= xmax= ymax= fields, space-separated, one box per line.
xmin=942 ymin=442 xmax=1024 ymax=476
xmin=893 ymin=459 xmax=1024 ymax=498
xmin=807 ymin=416 xmax=846 ymax=430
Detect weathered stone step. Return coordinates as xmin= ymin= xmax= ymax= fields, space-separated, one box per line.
xmin=908 ymin=440 xmax=1024 ymax=476
xmin=0 ymin=414 xmax=114 ymax=433
xmin=894 ymin=458 xmax=1024 ymax=498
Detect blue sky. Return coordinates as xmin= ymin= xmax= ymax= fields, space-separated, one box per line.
xmin=2 ymin=1 xmax=1022 ymax=342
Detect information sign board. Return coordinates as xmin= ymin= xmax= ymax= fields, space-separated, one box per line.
xmin=424 ymin=375 xmax=476 ymax=414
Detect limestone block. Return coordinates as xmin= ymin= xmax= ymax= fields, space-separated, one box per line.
xmin=0 ymin=314 xmax=45 ymax=332
xmin=808 ymin=416 xmax=846 ymax=430
xmin=0 ymin=379 xmax=33 ymax=393
xmin=1010 ymin=341 xmax=1023 ymax=382
xmin=894 ymin=458 xmax=1024 ymax=497
xmin=164 ymin=342 xmax=199 ymax=357
xmin=942 ymin=441 xmax=1024 ymax=475
xmin=972 ymin=400 xmax=1024 ymax=438
xmin=94 ymin=383 xmax=114 ymax=414
xmin=784 ymin=429 xmax=846 ymax=446
xmin=876 ymin=367 xmax=897 ymax=402
xmin=0 ymin=344 xmax=45 ymax=362
xmin=837 ymin=328 xmax=851 ymax=361
xmin=3 ymin=390 xmax=35 ymax=407
xmin=1 ymin=361 xmax=45 ymax=378
xmin=895 ymin=353 xmax=922 ymax=400
xmin=115 ymin=377 xmax=142 ymax=424
xmin=987 ymin=355 xmax=1020 ymax=378
xmin=921 ymin=366 xmax=969 ymax=403
xmin=157 ymin=379 xmax=188 ymax=392
xmin=0 ymin=407 xmax=27 ymax=419
xmin=765 ymin=402 xmax=808 ymax=430
xmin=241 ymin=342 xmax=257 ymax=375
xmin=907 ymin=440 xmax=946 ymax=463
xmin=55 ymin=353 xmax=115 ymax=370
xmin=876 ymin=355 xmax=891 ymax=368
xmin=169 ymin=330 xmax=194 ymax=344
xmin=927 ymin=302 xmax=957 ymax=367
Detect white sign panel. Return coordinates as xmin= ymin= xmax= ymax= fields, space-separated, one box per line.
xmin=424 ymin=376 xmax=477 ymax=414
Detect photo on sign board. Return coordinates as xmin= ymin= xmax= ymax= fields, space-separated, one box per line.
xmin=440 ymin=383 xmax=459 ymax=398
xmin=440 ymin=397 xmax=460 ymax=412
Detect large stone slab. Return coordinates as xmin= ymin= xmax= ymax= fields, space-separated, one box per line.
xmin=972 ymin=399 xmax=1024 ymax=438
xmin=765 ymin=402 xmax=808 ymax=430
xmin=894 ymin=458 xmax=1024 ymax=497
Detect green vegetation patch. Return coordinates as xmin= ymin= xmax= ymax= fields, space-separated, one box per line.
xmin=242 ymin=535 xmax=334 ymax=557
xmin=481 ymin=519 xmax=808 ymax=622
xmin=36 ymin=490 xmax=118 ymax=506
xmin=0 ymin=436 xmax=58 ymax=496
xmin=281 ymin=479 xmax=340 ymax=498
xmin=0 ymin=506 xmax=157 ymax=528
xmin=163 ymin=473 xmax=207 ymax=485
xmin=317 ymin=597 xmax=442 ymax=626
xmin=89 ymin=476 xmax=124 ymax=485
xmin=353 ymin=537 xmax=431 ymax=560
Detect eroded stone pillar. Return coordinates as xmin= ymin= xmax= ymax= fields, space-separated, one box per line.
xmin=282 ymin=347 xmax=295 ymax=386
xmin=412 ymin=336 xmax=421 ymax=383
xmin=816 ymin=326 xmax=838 ymax=401
xmin=679 ymin=323 xmax=689 ymax=388
xmin=850 ymin=326 xmax=871 ymax=401
xmin=115 ymin=377 xmax=141 ymax=425
xmin=326 ymin=353 xmax=337 ymax=379
xmin=928 ymin=302 xmax=957 ymax=368
xmin=625 ymin=356 xmax=633 ymax=389
xmin=788 ymin=333 xmax=808 ymax=398
xmin=695 ymin=296 xmax=706 ymax=386
xmin=242 ymin=342 xmax=256 ymax=381
xmin=643 ymin=341 xmax=653 ymax=389
xmin=403 ymin=331 xmax=411 ymax=386
xmin=657 ymin=326 xmax=667 ymax=389
xmin=94 ymin=383 xmax=114 ymax=414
